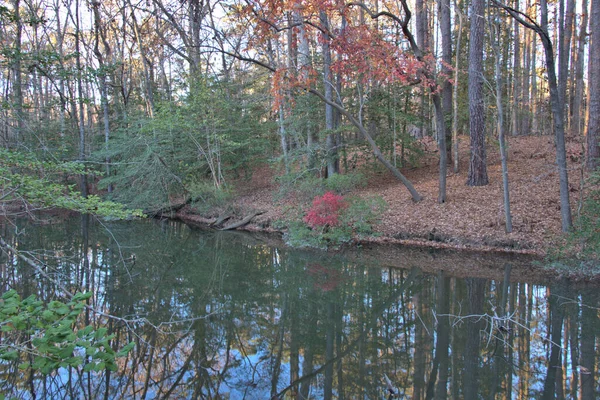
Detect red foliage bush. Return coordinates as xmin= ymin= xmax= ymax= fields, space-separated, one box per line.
xmin=303 ymin=191 xmax=347 ymax=228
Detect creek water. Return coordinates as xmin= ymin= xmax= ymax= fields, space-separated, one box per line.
xmin=0 ymin=215 xmax=598 ymax=399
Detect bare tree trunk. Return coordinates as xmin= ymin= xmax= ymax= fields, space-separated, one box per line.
xmin=11 ymin=0 xmax=24 ymax=145
xmin=453 ymin=1 xmax=463 ymax=173
xmin=498 ymin=0 xmax=573 ymax=230
xmin=295 ymin=10 xmax=316 ymax=170
xmin=74 ymin=0 xmax=87 ymax=197
xmin=439 ymin=0 xmax=452 ymax=163
xmin=558 ymin=0 xmax=575 ymax=133
xmin=512 ymin=2 xmax=521 ymax=137
xmin=92 ymin=1 xmax=113 ymax=193
xmin=467 ymin=0 xmax=489 ymax=186
xmin=320 ymin=11 xmax=338 ymax=177
xmin=571 ymin=0 xmax=588 ymax=137
xmin=128 ymin=1 xmax=155 ymax=117
xmin=491 ymin=10 xmax=513 ymax=232
xmin=587 ymin=0 xmax=600 ymax=170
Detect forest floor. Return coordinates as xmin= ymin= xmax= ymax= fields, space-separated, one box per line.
xmin=177 ymin=134 xmax=587 ymax=257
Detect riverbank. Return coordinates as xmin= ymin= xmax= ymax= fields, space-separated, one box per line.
xmin=176 ymin=135 xmax=586 ymax=258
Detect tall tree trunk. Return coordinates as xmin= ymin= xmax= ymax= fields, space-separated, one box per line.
xmin=92 ymin=0 xmax=113 ymax=193
xmin=11 ymin=0 xmax=24 ymax=145
xmin=558 ymin=0 xmax=575 ymax=133
xmin=512 ymin=2 xmax=521 ymax=137
xmin=128 ymin=1 xmax=155 ymax=117
xmin=416 ymin=0 xmax=428 ymax=138
xmin=453 ymin=1 xmax=464 ymax=173
xmin=74 ymin=0 xmax=87 ymax=197
xmin=467 ymin=0 xmax=489 ymax=186
xmin=571 ymin=0 xmax=588 ymax=137
xmin=499 ymin=0 xmax=573 ymax=230
xmin=491 ymin=11 xmax=513 ymax=232
xmin=531 ymin=10 xmax=539 ymax=135
xmin=587 ymin=0 xmax=600 ymax=169
xmin=321 ymin=11 xmax=338 ymax=177
xmin=439 ymin=0 xmax=452 ymax=163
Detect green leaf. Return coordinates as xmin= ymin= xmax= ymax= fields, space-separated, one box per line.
xmin=94 ymin=327 xmax=108 ymax=340
xmin=116 ymin=342 xmax=135 ymax=357
xmin=1 ymin=350 xmax=19 ymax=361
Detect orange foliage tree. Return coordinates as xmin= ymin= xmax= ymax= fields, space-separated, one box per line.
xmin=229 ymin=0 xmax=453 ymax=202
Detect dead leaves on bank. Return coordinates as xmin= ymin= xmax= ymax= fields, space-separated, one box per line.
xmin=184 ymin=135 xmax=585 ymax=256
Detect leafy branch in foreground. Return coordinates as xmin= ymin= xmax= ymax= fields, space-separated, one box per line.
xmin=0 ymin=149 xmax=143 ymax=219
xmin=0 ymin=290 xmax=134 ymax=375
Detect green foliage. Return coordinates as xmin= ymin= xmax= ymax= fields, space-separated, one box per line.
xmin=276 ymin=172 xmax=367 ymax=201
xmin=189 ymin=181 xmax=235 ymax=214
xmin=567 ymin=171 xmax=600 ymax=260
xmin=0 ymin=290 xmax=133 ymax=375
xmin=97 ymin=78 xmax=272 ymax=211
xmin=284 ymin=194 xmax=387 ymax=249
xmin=0 ymin=149 xmax=143 ymax=219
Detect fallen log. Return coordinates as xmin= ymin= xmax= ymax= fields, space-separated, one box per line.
xmin=211 ymin=214 xmax=232 ymax=228
xmin=220 ymin=211 xmax=265 ymax=231
xmin=144 ymin=197 xmax=191 ymax=217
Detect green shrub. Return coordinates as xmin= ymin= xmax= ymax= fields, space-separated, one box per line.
xmin=189 ymin=181 xmax=235 ymax=214
xmin=568 ymin=172 xmax=600 ymax=259
xmin=276 ymin=172 xmax=367 ymax=201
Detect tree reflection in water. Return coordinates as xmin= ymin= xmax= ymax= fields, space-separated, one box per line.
xmin=0 ymin=217 xmax=598 ymax=399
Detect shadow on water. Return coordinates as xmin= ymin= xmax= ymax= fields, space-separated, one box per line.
xmin=1 ymin=216 xmax=599 ymax=399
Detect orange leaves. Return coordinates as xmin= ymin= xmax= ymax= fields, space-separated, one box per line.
xmin=331 ymin=24 xmax=422 ymax=85
xmin=238 ymin=0 xmax=442 ymax=105
xmin=271 ymin=65 xmax=319 ymax=110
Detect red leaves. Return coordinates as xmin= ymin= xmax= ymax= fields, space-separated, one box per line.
xmin=303 ymin=191 xmax=347 ymax=228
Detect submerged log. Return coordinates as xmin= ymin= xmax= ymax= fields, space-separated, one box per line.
xmin=220 ymin=211 xmax=265 ymax=231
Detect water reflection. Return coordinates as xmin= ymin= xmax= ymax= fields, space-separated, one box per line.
xmin=0 ymin=216 xmax=599 ymax=399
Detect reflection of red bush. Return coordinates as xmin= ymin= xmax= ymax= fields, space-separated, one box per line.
xmin=307 ymin=263 xmax=343 ymax=292
xmin=303 ymin=192 xmax=347 ymax=228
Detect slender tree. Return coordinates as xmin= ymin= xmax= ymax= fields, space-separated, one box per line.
xmin=494 ymin=0 xmax=573 ymax=231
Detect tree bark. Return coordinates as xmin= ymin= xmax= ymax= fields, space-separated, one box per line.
xmin=439 ymin=0 xmax=453 ymax=163
xmin=11 ymin=0 xmax=24 ymax=145
xmin=571 ymin=0 xmax=588 ymax=137
xmin=491 ymin=12 xmax=513 ymax=232
xmin=558 ymin=0 xmax=575 ymax=132
xmin=452 ymin=1 xmax=464 ymax=173
xmin=320 ymin=11 xmax=338 ymax=177
xmin=587 ymin=0 xmax=600 ymax=169
xmin=467 ymin=0 xmax=489 ymax=186
xmin=74 ymin=0 xmax=88 ymax=197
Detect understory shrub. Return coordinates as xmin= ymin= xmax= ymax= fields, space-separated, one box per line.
xmin=285 ymin=191 xmax=387 ymax=249
xmin=276 ymin=171 xmax=367 ymax=201
xmin=189 ymin=181 xmax=235 ymax=214
xmin=568 ymin=171 xmax=600 ymax=259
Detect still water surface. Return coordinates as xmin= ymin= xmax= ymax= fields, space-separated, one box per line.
xmin=0 ymin=216 xmax=599 ymax=399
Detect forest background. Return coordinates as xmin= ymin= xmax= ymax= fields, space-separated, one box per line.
xmin=1 ymin=0 xmax=600 ymax=261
